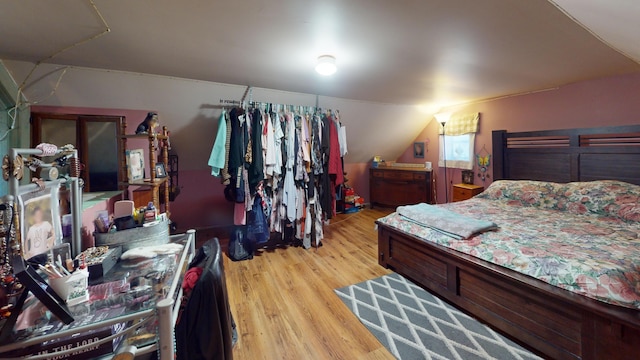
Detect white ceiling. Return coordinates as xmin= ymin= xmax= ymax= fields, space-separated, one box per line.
xmin=0 ymin=0 xmax=639 ymax=106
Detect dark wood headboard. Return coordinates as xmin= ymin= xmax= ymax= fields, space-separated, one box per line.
xmin=492 ymin=125 xmax=640 ymax=185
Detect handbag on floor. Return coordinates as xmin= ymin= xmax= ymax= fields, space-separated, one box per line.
xmin=228 ymin=225 xmax=253 ymax=261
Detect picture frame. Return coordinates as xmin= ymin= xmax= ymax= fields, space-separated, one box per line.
xmin=125 ymin=149 xmax=145 ymax=182
xmin=462 ymin=170 xmax=474 ymax=184
xmin=18 ymin=181 xmax=63 ymax=260
xmin=413 ymin=142 xmax=425 ymax=158
xmin=155 ymin=162 xmax=167 ymax=178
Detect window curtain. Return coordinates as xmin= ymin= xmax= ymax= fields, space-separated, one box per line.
xmin=438 ymin=113 xmax=479 ymax=170
xmin=438 ymin=113 xmax=479 ymax=136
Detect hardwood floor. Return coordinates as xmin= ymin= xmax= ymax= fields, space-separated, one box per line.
xmin=224 ymin=208 xmax=396 ymax=360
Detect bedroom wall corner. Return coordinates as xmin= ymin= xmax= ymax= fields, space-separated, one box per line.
xmin=397 ymin=71 xmax=640 ymax=204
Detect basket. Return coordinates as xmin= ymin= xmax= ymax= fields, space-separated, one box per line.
xmin=95 ymin=218 xmax=170 ymax=251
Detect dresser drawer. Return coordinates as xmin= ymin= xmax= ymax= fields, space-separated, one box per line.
xmin=370 ymin=168 xmax=434 ymax=207
xmin=384 ymin=171 xmax=414 ymax=180
xmin=454 ymin=187 xmax=473 ymax=199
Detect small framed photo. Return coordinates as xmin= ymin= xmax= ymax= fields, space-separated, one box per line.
xmin=155 ymin=163 xmax=167 ymax=178
xmin=126 ymin=149 xmax=145 ymax=182
xmin=462 ymin=170 xmax=474 ymax=184
xmin=18 ymin=181 xmax=63 ymax=260
xmin=413 ymin=142 xmax=425 ymax=158
xmin=52 ymin=243 xmax=72 ymax=265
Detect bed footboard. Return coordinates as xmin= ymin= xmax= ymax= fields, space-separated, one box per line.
xmin=377 ymin=223 xmax=640 ymax=360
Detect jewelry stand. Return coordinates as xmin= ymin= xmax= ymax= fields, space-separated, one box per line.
xmin=0 ymin=147 xmax=84 ymax=342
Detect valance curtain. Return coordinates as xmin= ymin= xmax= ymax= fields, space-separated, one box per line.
xmin=438 ymin=113 xmax=479 ymax=136
xmin=438 ymin=113 xmax=480 ymax=170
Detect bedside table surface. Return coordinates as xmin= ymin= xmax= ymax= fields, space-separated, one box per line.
xmin=453 ymin=183 xmax=483 ymax=190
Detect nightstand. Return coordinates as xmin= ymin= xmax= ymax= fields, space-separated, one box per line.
xmin=452 ymin=183 xmax=484 ymax=202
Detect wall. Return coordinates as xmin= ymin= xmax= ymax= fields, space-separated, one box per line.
xmin=397 ymin=72 xmax=640 ymax=203
xmin=0 ymin=61 xmax=30 ymax=196
xmin=6 ymin=60 xmax=430 ymax=230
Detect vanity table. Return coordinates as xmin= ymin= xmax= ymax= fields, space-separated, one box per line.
xmin=0 ymin=230 xmax=195 ymax=360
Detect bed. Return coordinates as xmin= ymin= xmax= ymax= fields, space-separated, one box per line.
xmin=376 ymin=125 xmax=640 ymax=360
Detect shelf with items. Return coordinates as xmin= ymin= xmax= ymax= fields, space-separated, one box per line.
xmin=118 ymin=119 xmax=171 ymax=216
xmin=118 ymin=177 xmax=169 ymax=187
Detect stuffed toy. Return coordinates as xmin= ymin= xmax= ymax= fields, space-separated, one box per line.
xmin=135 ymin=112 xmax=159 ymax=134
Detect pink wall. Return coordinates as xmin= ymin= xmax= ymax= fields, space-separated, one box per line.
xmin=344 ymin=162 xmax=371 ymax=204
xmin=397 ymin=72 xmax=640 ymax=203
xmin=170 ymin=169 xmax=233 ymax=230
xmin=36 ymin=71 xmax=640 ymax=228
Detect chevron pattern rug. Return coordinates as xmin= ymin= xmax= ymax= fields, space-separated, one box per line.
xmin=335 ymin=273 xmax=541 ymax=360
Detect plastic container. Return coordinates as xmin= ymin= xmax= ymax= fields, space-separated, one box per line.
xmin=94 ymin=216 xmax=170 ymax=251
xmin=48 ymin=269 xmax=90 ymax=306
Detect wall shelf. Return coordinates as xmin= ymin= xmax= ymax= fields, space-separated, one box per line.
xmin=119 ymin=120 xmax=171 ymax=216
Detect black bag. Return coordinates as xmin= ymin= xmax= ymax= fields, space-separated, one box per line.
xmin=228 ymin=225 xmax=253 ymax=261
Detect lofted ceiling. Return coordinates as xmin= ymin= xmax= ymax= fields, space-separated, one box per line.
xmin=549 ymin=0 xmax=640 ymax=63
xmin=0 ymin=0 xmax=639 ymax=107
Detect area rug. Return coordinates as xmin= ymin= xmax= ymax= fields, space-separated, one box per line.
xmin=335 ymin=273 xmax=541 ymax=360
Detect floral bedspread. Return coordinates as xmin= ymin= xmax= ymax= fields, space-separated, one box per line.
xmin=378 ymin=180 xmax=640 ymax=309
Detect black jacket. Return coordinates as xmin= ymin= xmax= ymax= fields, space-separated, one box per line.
xmin=176 ymin=238 xmax=235 ymax=360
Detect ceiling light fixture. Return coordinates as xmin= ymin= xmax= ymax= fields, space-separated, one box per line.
xmin=315 ymin=55 xmax=337 ymax=76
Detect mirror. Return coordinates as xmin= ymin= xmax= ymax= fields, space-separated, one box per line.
xmin=31 ymin=113 xmax=123 ymax=192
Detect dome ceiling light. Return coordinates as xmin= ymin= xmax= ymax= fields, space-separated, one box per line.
xmin=315 ymin=55 xmax=337 ymax=76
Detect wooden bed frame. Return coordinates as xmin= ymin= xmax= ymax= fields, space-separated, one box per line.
xmin=377 ymin=125 xmax=640 ymax=359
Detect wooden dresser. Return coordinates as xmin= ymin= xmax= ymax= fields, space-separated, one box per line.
xmin=452 ymin=183 xmax=484 ymax=202
xmin=370 ymin=167 xmax=433 ymax=208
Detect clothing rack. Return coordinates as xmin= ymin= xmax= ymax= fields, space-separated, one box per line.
xmin=209 ymin=102 xmax=348 ymax=253
xmin=216 ymin=85 xmax=340 ymax=116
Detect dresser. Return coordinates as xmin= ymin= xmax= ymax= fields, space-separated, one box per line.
xmin=452 ymin=183 xmax=484 ymax=202
xmin=370 ymin=167 xmax=433 ymax=208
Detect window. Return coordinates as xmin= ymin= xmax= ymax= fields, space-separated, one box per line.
xmin=438 ymin=133 xmax=475 ymax=170
xmin=31 ymin=113 xmax=123 ymax=192
xmin=437 ymin=113 xmax=479 ymax=171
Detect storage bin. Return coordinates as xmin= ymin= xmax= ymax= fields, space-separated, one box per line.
xmin=48 ymin=269 xmax=89 ymax=306
xmin=95 ymin=217 xmax=170 ymax=251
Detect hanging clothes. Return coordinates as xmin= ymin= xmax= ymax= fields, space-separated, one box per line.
xmin=215 ymin=103 xmax=347 ymax=253
xmin=208 ymin=111 xmax=227 ymax=177
xmin=284 ymin=112 xmax=297 ymax=223
xmin=264 ymin=112 xmax=277 ymax=176
xmin=248 ymin=108 xmax=264 ymax=193
xmin=227 ymin=108 xmax=248 ymax=204
xmin=328 ymin=114 xmax=344 ymax=186
xmin=338 ymin=116 xmax=348 ymax=157
xmin=319 ymin=114 xmax=332 ymax=219
xmin=272 ymin=113 xmax=284 ymax=177
xmin=221 ymin=112 xmax=232 ymax=185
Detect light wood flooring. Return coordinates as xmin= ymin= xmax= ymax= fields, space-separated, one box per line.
xmin=224 ymin=208 xmax=396 ymax=360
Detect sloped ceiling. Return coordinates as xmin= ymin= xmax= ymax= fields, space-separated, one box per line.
xmin=1 ymin=0 xmax=639 ymax=108
xmin=550 ymin=0 xmax=640 ymax=63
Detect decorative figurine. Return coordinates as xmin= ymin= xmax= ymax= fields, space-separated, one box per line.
xmin=135 ymin=112 xmax=159 ymax=135
xmin=476 ymin=152 xmax=491 ymax=183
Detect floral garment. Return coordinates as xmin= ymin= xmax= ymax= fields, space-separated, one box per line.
xmin=378 ymin=180 xmax=640 ymax=309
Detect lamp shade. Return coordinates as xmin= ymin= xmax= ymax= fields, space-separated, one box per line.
xmin=434 ymin=112 xmax=452 ymax=126
xmin=315 ymin=55 xmax=337 ymax=76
